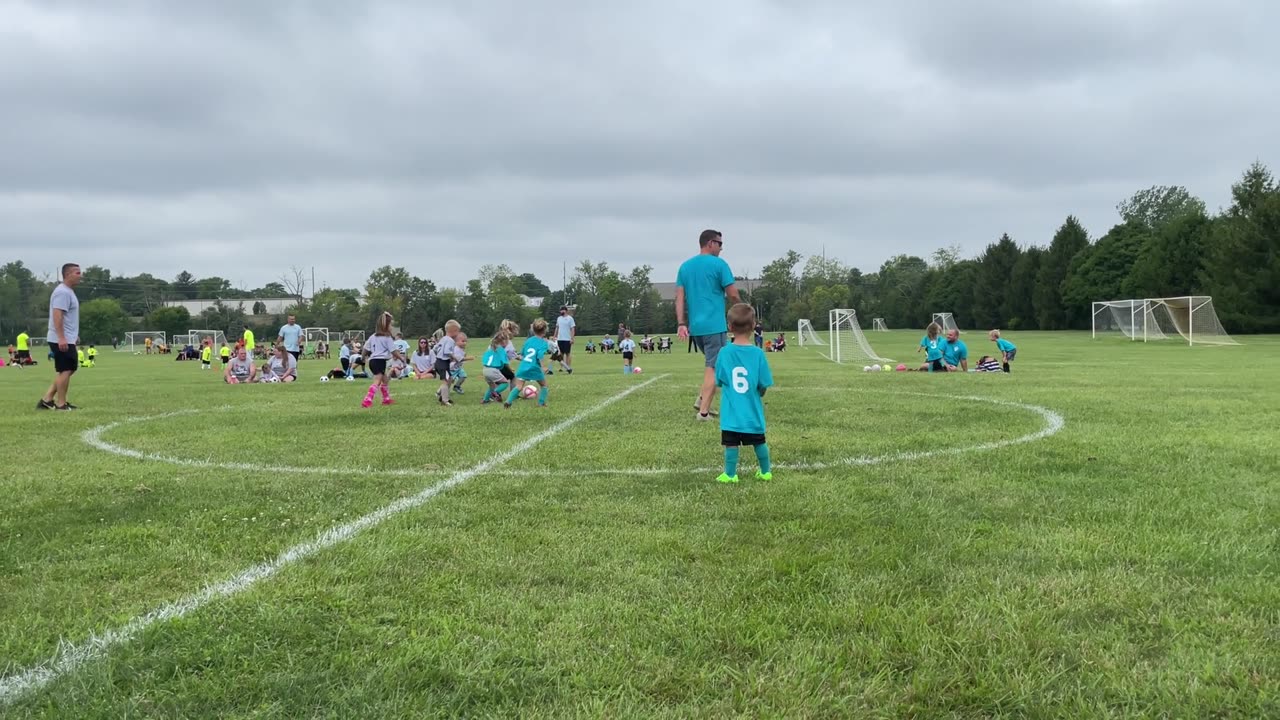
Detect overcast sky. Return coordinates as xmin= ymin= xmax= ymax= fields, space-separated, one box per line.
xmin=2 ymin=0 xmax=1277 ymax=294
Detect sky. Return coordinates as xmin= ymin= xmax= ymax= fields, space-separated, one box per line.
xmin=2 ymin=0 xmax=1278 ymax=294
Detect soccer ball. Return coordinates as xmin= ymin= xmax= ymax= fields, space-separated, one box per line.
xmin=896 ymin=363 xmax=907 ymax=372
xmin=871 ymin=364 xmax=881 ymax=372
xmin=863 ymin=365 xmax=871 ymax=372
xmin=522 ymin=385 xmax=539 ymax=399
xmin=320 ymin=375 xmax=329 ymax=382
xmin=632 ymin=367 xmax=642 ymax=374
xmin=883 ymin=364 xmax=893 ymax=372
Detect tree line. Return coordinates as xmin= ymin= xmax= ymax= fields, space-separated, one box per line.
xmin=3 ymin=162 xmax=1277 ymax=345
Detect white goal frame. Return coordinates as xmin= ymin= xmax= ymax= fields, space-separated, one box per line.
xmin=797 ymin=319 xmax=823 ymax=348
xmin=187 ymin=329 xmax=228 ymax=349
xmin=1092 ymin=296 xmax=1238 ymax=346
xmin=304 ymin=327 xmax=330 ymax=345
xmin=829 ymin=309 xmax=893 ymax=364
xmin=872 ymin=318 xmax=889 ymax=332
xmin=932 ymin=312 xmax=960 ymax=334
xmin=341 ymin=330 xmax=366 ymax=344
xmin=118 ymin=331 xmax=166 ymax=353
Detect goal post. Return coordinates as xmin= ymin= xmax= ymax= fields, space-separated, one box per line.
xmin=119 ymin=331 xmax=166 ymax=352
xmin=341 ymin=330 xmax=365 ymax=344
xmin=797 ymin=319 xmax=823 ymax=348
xmin=931 ymin=312 xmax=960 ymax=334
xmin=829 ymin=309 xmax=893 ymax=364
xmin=1092 ymin=296 xmax=1238 ymax=346
xmin=872 ymin=318 xmax=889 ymax=332
xmin=187 ymin=329 xmax=228 ymax=349
xmin=304 ymin=327 xmax=330 ymax=345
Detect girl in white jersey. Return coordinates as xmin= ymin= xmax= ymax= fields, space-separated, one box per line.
xmin=360 ymin=312 xmax=400 ymax=408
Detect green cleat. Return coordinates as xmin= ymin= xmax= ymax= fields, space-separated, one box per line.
xmin=716 ymin=473 xmax=739 ymax=484
xmin=755 ymin=471 xmax=773 ymax=481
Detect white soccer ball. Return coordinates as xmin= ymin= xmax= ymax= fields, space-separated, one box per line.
xmin=320 ymin=375 xmax=329 ymax=382
xmin=871 ymin=364 xmax=881 ymax=372
xmin=863 ymin=365 xmax=871 ymax=372
xmin=522 ymin=385 xmax=539 ymax=399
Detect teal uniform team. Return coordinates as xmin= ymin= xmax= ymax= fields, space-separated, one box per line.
xmin=506 ymin=319 xmax=551 ymax=407
xmin=991 ymin=330 xmax=1017 ymax=373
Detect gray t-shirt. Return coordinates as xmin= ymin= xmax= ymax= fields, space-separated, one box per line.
xmin=279 ymin=323 xmax=303 ymax=352
xmin=47 ymin=283 xmax=80 ymax=344
xmin=229 ymin=356 xmax=254 ymax=381
xmin=556 ymin=314 xmax=576 ymax=342
xmin=268 ymin=353 xmax=297 ymax=378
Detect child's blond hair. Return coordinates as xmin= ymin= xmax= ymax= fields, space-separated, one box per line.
xmin=490 ymin=330 xmax=509 ymax=350
xmin=530 ymin=318 xmax=549 ymax=337
xmin=926 ymin=322 xmax=941 ymax=339
xmin=727 ymin=303 xmax=756 ymax=336
xmin=444 ymin=319 xmax=461 ymax=335
xmin=374 ymin=311 xmax=394 ymax=336
xmin=989 ymin=329 xmax=1002 ymax=340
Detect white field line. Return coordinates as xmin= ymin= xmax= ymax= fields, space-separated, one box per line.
xmin=80 ymin=389 xmax=1064 ymax=480
xmin=0 ymin=374 xmax=670 ymax=707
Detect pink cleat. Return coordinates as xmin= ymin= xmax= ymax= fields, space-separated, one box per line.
xmin=361 ymin=398 xmax=373 ymax=408
xmin=382 ymin=397 xmax=395 ymax=405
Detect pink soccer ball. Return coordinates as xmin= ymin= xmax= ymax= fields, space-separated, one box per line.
xmin=632 ymin=367 xmax=642 ymax=374
xmin=896 ymin=363 xmax=907 ymax=372
xmin=522 ymin=385 xmax=539 ymax=399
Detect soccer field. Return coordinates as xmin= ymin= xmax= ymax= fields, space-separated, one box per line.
xmin=2 ymin=332 xmax=1278 ymax=717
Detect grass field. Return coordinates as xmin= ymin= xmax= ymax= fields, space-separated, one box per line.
xmin=2 ymin=330 xmax=1278 ymax=718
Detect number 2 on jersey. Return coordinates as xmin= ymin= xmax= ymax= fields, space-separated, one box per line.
xmin=524 ymin=347 xmax=538 ymax=363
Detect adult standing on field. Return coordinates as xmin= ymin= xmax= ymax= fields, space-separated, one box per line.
xmin=277 ymin=315 xmax=303 ymax=363
xmin=242 ymin=327 xmax=256 ymax=360
xmin=676 ymin=229 xmax=741 ymax=421
xmin=555 ymin=305 xmax=576 ymax=374
xmin=15 ymin=328 xmax=31 ymax=364
xmin=38 ymin=263 xmax=82 ymax=410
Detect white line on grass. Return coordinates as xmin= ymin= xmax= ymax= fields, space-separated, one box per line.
xmin=0 ymin=374 xmax=670 ymax=707
xmin=80 ymin=389 xmax=1064 ymax=480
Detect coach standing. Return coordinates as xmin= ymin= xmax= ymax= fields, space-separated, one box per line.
xmin=38 ymin=263 xmax=82 ymax=411
xmin=676 ymin=229 xmax=740 ymax=421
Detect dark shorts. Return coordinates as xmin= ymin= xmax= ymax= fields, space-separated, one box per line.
xmin=1005 ymin=348 xmax=1017 ymax=361
xmin=221 ymin=357 xmax=229 ymax=365
xmin=500 ymin=364 xmax=515 ymax=381
xmin=557 ymin=340 xmax=573 ymax=355
xmin=722 ymin=430 xmax=766 ymax=447
xmin=289 ymin=350 xmax=302 ymax=362
xmin=52 ymin=344 xmax=78 ymax=374
xmin=434 ymin=359 xmax=452 ymax=378
xmin=623 ymin=351 xmax=634 ymax=361
xmin=341 ymin=357 xmax=351 ymax=371
xmin=369 ymin=358 xmax=388 ymax=376
xmin=693 ymin=332 xmax=728 ymax=369
xmin=16 ymin=349 xmax=30 ymax=361
xmin=929 ymin=358 xmax=946 ymax=373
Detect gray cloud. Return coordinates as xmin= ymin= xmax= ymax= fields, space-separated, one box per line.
xmin=2 ymin=0 xmax=1277 ymax=293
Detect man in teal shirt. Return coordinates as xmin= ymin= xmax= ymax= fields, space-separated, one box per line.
xmin=676 ymin=229 xmax=741 ymax=421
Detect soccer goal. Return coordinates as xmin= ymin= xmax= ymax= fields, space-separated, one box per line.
xmin=341 ymin=330 xmax=365 ymax=343
xmin=119 ymin=331 xmax=166 ymax=353
xmin=829 ymin=309 xmax=893 ymax=364
xmin=304 ymin=327 xmax=330 ymax=345
xmin=1093 ymin=296 xmax=1238 ymax=346
xmin=872 ymin=318 xmax=889 ymax=332
xmin=188 ymin=329 xmax=228 ymax=349
xmin=932 ymin=312 xmax=960 ymax=334
xmin=797 ymin=319 xmax=824 ymax=348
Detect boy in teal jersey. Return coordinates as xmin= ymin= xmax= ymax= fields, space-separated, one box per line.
xmin=989 ymin=329 xmax=1017 ymax=373
xmin=712 ymin=303 xmax=774 ymax=483
xmin=505 ymin=318 xmax=552 ymax=408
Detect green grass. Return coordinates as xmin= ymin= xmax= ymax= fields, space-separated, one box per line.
xmin=1 ymin=331 xmax=1278 ymax=718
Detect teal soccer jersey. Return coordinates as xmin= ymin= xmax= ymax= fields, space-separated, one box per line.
xmin=516 ymin=336 xmax=550 ymax=379
xmin=920 ymin=335 xmax=944 ymax=361
xmin=714 ymin=343 xmax=774 ymax=434
xmin=482 ymin=348 xmax=506 ymax=368
xmin=996 ymin=338 xmax=1017 ymax=353
xmin=676 ymin=254 xmax=735 ymax=336
xmin=942 ymin=338 xmax=968 ymax=366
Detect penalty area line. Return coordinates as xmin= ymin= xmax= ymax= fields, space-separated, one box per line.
xmin=0 ymin=373 xmax=670 ymax=707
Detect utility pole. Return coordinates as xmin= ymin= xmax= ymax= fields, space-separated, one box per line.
xmin=311 ymin=267 xmax=316 ymax=300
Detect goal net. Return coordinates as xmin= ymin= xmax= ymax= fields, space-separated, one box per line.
xmin=171 ymin=333 xmax=196 ymax=348
xmin=1093 ymin=296 xmax=1238 ymax=346
xmin=187 ymin=329 xmax=228 ymax=349
xmin=119 ymin=331 xmax=166 ymax=352
xmin=932 ymin=312 xmax=960 ymax=334
xmin=797 ymin=319 xmax=823 ymax=348
xmin=341 ymin=330 xmax=365 ymax=344
xmin=304 ymin=327 xmax=330 ymax=345
xmin=872 ymin=318 xmax=889 ymax=332
xmin=829 ymin=309 xmax=893 ymax=364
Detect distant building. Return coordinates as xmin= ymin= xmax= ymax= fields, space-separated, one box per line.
xmin=518 ymin=294 xmax=544 ymax=308
xmin=163 ymin=297 xmax=297 ymax=315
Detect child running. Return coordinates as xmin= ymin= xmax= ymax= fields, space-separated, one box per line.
xmin=481 ymin=331 xmax=512 ymax=404
xmin=714 ymin=303 xmax=774 ymax=483
xmin=989 ymin=329 xmax=1017 ymax=373
xmin=360 ymin=311 xmax=400 ymax=408
xmin=433 ymin=320 xmax=462 ymax=406
xmin=619 ymin=330 xmax=636 ymax=374
xmin=505 ymin=318 xmax=551 ymax=408
xmin=450 ymin=332 xmax=473 ymax=394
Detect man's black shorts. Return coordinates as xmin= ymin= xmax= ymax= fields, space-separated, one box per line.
xmin=16 ymin=349 xmax=30 ymax=361
xmin=289 ymin=350 xmax=302 ymax=362
xmin=52 ymin=344 xmax=78 ymax=374
xmin=557 ymin=340 xmax=573 ymax=355
xmin=721 ymin=430 xmax=766 ymax=447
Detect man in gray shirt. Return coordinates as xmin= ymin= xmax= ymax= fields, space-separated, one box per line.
xmin=38 ymin=263 xmax=82 ymax=410
xmin=278 ymin=315 xmax=304 ymax=362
